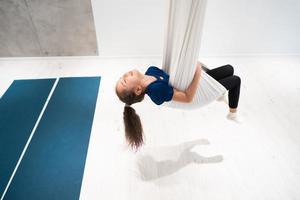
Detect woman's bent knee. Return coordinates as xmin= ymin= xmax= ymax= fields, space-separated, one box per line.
xmin=226 ymin=64 xmax=234 ymax=74
xmin=233 ymin=75 xmax=241 ymax=85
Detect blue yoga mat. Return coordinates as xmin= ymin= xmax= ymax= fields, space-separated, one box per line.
xmin=0 ymin=79 xmax=56 ymax=197
xmin=4 ymin=77 xmax=100 ymax=200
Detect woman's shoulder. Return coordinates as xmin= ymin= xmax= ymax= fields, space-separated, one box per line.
xmin=147 ymin=65 xmax=161 ymax=71
xmin=146 ymin=66 xmax=168 ymax=75
xmin=146 ymin=81 xmax=173 ymax=95
xmin=146 ymin=81 xmax=174 ymax=105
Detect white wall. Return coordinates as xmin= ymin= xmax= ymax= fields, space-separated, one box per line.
xmin=202 ymin=0 xmax=300 ymax=56
xmin=91 ymin=0 xmax=300 ymax=57
xmin=91 ymin=0 xmax=166 ymax=57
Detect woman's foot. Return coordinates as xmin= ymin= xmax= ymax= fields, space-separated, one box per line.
xmin=226 ymin=111 xmax=243 ymax=124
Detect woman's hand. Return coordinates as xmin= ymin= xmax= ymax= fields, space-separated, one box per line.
xmin=185 ymin=62 xmax=202 ymax=101
xmin=195 ymin=61 xmax=202 ymax=76
xmin=172 ymin=61 xmax=202 ymax=103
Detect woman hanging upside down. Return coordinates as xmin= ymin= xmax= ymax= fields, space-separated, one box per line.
xmin=115 ymin=61 xmax=242 ymax=149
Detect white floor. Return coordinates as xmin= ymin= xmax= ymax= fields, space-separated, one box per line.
xmin=0 ymin=55 xmax=299 ymax=200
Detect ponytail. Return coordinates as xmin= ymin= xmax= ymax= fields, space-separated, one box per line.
xmin=123 ymin=104 xmax=144 ymax=150
xmin=115 ymin=82 xmax=146 ymax=150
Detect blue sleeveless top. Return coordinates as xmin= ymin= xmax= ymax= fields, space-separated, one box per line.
xmin=145 ymin=66 xmax=174 ymax=105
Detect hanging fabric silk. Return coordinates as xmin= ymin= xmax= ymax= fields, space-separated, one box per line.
xmin=162 ymin=0 xmax=227 ymax=110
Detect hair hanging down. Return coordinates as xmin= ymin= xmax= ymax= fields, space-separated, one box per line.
xmin=123 ymin=105 xmax=144 ymax=149
xmin=115 ymin=85 xmax=146 ymax=150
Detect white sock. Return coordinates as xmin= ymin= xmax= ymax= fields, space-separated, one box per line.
xmin=226 ymin=112 xmax=243 ymax=124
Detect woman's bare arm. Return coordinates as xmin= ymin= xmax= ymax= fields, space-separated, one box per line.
xmin=172 ymin=88 xmax=191 ymax=103
xmin=172 ymin=62 xmax=202 ymax=103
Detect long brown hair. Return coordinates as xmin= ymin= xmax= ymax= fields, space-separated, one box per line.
xmin=115 ymin=85 xmax=146 ymax=150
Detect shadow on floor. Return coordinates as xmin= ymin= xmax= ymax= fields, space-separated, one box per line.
xmin=135 ymin=139 xmax=223 ymax=181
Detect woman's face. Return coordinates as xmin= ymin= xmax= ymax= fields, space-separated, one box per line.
xmin=116 ymin=69 xmax=142 ymax=95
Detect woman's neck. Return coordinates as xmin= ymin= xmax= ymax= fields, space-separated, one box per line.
xmin=140 ymin=74 xmax=157 ymax=90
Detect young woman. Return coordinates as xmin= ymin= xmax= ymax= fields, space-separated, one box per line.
xmin=115 ymin=62 xmax=241 ymax=149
